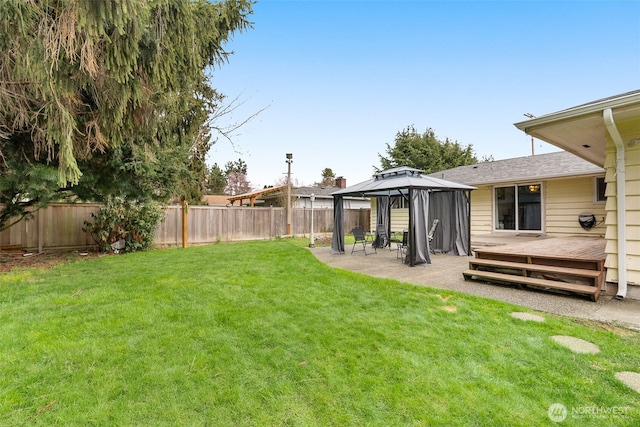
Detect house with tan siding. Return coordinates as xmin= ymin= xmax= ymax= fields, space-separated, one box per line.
xmin=514 ymin=90 xmax=640 ymax=299
xmin=427 ymin=151 xmax=607 ymax=237
xmin=372 ymin=151 xmax=606 ymax=239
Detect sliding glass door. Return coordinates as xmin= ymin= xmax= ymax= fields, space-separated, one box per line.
xmin=494 ymin=184 xmax=541 ymax=231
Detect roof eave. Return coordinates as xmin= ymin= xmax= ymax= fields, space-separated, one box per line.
xmin=514 ymin=92 xmax=640 ymax=133
xmin=472 ymin=169 xmax=605 ymax=186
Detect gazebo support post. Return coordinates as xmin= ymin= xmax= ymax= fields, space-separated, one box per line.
xmin=466 ymin=190 xmax=472 ymax=256
xmin=408 ymin=188 xmax=415 ymax=266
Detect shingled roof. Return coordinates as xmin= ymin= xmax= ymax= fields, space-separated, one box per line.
xmin=426 ymin=151 xmax=604 ymax=186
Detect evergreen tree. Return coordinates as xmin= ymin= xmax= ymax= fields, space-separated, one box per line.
xmin=206 ymin=163 xmax=228 ymax=195
xmin=320 ymin=168 xmax=336 ymax=186
xmin=0 ymin=0 xmax=253 ymax=230
xmin=377 ymin=125 xmax=478 ymax=174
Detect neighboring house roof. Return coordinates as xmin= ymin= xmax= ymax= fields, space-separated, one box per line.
xmin=514 ymin=89 xmax=640 ymax=166
xmin=261 ymin=185 xmax=368 ymax=201
xmin=332 ymin=167 xmax=475 ymax=197
xmin=201 ymin=195 xmax=232 ymax=205
xmin=427 ymin=151 xmax=604 ymax=186
xmin=295 ymin=186 xmax=338 ymax=197
xmin=227 ymin=185 xmax=288 ymax=206
xmin=295 ymin=186 xmax=365 ymax=199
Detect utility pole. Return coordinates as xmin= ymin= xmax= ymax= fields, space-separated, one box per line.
xmin=524 ymin=113 xmax=536 ymax=156
xmin=286 ymin=153 xmax=293 ymax=235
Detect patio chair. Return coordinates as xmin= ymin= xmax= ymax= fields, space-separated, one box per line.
xmin=428 ymin=219 xmax=439 ymax=253
xmin=428 ymin=219 xmax=439 ymax=242
xmin=397 ymin=230 xmax=408 ymax=260
xmin=373 ymin=224 xmax=389 ymax=249
xmin=389 ymin=230 xmax=403 ymax=250
xmin=351 ymin=226 xmax=374 ymax=255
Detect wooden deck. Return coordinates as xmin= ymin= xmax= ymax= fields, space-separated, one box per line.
xmin=463 ymin=237 xmax=606 ymax=301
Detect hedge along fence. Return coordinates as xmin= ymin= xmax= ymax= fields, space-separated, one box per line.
xmin=0 ymin=204 xmax=371 ymax=252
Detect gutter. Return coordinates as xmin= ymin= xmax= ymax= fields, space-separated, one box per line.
xmin=603 ymin=108 xmax=627 ymax=299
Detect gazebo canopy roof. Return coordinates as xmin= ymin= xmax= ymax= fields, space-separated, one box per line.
xmin=331 ymin=167 xmax=475 ymax=197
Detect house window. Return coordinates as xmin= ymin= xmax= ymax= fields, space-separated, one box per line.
xmin=391 ymin=196 xmax=407 ymax=209
xmin=595 ymin=177 xmax=606 ymax=203
xmin=494 ymin=184 xmax=542 ymax=231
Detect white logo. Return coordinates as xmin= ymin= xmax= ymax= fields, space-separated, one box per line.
xmin=548 ymin=403 xmax=568 ymax=423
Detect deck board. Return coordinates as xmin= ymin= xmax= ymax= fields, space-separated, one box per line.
xmin=467 ymin=237 xmax=606 ymax=300
xmin=473 ymin=237 xmax=605 ymax=263
xmin=462 ymin=270 xmax=600 ymax=300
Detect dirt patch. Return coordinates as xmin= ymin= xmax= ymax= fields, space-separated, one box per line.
xmin=572 ymin=318 xmax=639 ymax=336
xmin=312 ymin=236 xmax=333 ymax=246
xmin=0 ymin=251 xmax=106 ymax=273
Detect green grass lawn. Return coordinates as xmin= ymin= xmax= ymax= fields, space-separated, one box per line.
xmin=1 ymin=240 xmax=639 ymax=426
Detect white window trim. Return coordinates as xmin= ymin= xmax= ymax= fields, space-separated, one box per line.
xmin=593 ymin=176 xmax=606 ymax=204
xmin=492 ymin=182 xmax=544 ymax=233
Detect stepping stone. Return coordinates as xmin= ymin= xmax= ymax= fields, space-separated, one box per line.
xmin=511 ymin=312 xmax=545 ymax=322
xmin=615 ymin=372 xmax=640 ymax=394
xmin=552 ymin=335 xmax=600 ymax=354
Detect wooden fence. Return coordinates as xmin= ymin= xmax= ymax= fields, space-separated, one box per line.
xmin=0 ymin=204 xmax=370 ymax=252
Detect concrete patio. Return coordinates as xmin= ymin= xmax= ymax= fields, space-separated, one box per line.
xmin=309 ymin=234 xmax=640 ymax=331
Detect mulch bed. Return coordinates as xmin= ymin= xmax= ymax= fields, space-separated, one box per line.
xmin=0 ymin=250 xmax=106 ymax=273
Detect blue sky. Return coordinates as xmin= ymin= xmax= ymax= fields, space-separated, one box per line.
xmin=209 ymin=0 xmax=640 ymax=188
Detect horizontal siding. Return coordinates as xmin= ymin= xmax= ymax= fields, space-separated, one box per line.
xmin=605 ymin=253 xmax=640 ymax=272
xmin=544 ymin=177 xmax=606 ymax=236
xmin=605 ymin=210 xmax=640 ymax=225
xmin=602 ymin=137 xmax=640 ymax=285
xmin=626 ymin=163 xmax=640 ymax=190
xmin=370 ymin=199 xmax=410 ymax=232
xmin=605 ymin=239 xmax=640 ymax=258
xmin=390 ymin=209 xmax=409 ymax=232
xmin=470 ymin=188 xmax=492 ymax=234
xmin=615 ymin=195 xmax=640 ymax=210
xmin=627 ymin=271 xmax=640 ymax=286
xmin=369 ymin=204 xmax=409 ymax=232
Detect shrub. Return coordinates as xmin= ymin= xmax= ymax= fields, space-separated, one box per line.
xmin=83 ymin=197 xmax=164 ymax=252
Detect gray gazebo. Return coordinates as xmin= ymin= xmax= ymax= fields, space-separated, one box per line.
xmin=331 ymin=167 xmax=476 ymax=266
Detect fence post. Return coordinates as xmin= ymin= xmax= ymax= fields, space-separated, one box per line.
xmin=37 ymin=208 xmax=44 ymax=253
xmin=182 ymin=201 xmax=188 ymax=248
xmin=269 ymin=207 xmax=274 ymax=238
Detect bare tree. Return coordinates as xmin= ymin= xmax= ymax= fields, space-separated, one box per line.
xmin=225 ymin=171 xmax=252 ymax=196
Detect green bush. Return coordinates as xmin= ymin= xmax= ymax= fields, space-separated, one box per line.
xmin=83 ymin=197 xmax=164 ymax=252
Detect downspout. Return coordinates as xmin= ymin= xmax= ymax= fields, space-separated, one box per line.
xmin=603 ymin=108 xmax=627 ymax=299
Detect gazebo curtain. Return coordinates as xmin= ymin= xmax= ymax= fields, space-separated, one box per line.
xmin=331 ymin=196 xmax=345 ymax=254
xmin=409 ymin=189 xmax=431 ymax=265
xmin=428 ymin=191 xmax=471 ymax=256
xmin=454 ymin=191 xmax=471 ymax=256
xmin=374 ymin=196 xmax=390 ymax=248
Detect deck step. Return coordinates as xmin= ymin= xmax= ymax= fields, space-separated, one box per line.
xmin=463 ymin=270 xmax=600 ymax=301
xmin=469 ymin=259 xmax=603 ymax=282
